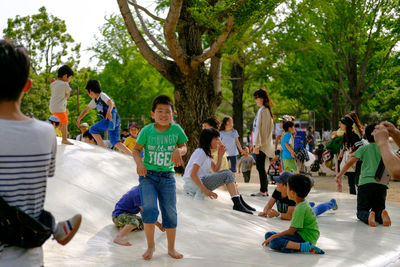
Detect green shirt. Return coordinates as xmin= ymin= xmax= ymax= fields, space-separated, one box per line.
xmin=290 ymin=201 xmax=320 ymax=245
xmin=353 ymin=143 xmax=381 ymax=186
xmin=137 ymin=123 xmax=188 ymax=172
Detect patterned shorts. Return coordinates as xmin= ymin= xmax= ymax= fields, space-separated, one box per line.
xmin=112 ymin=213 xmax=144 ymax=231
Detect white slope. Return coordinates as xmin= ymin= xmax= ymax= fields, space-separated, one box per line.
xmin=43 ymin=139 xmax=400 ymax=266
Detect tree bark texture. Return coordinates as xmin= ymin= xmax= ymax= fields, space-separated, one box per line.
xmin=230 ymin=61 xmax=245 ymax=145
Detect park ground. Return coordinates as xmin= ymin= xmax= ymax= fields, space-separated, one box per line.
xmin=235 ymin=170 xmax=400 ymax=208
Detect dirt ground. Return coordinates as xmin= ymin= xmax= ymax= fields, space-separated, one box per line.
xmin=235 ymin=169 xmax=400 ymax=208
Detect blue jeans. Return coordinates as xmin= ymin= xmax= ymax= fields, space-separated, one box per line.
xmin=139 ymin=170 xmax=177 ymax=228
xmin=310 ymin=199 xmax=336 ymax=216
xmin=227 ymin=156 xmax=237 ymax=172
xmin=265 ymin=231 xmax=305 ymax=253
xmin=89 ymin=110 xmax=121 ymax=146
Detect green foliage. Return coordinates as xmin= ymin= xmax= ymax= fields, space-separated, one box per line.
xmin=89 ymin=14 xmax=173 ymax=123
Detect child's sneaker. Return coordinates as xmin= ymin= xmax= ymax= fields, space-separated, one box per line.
xmin=300 ymin=241 xmax=325 ymax=254
xmin=331 ymin=199 xmax=338 ymax=210
xmin=53 ymin=214 xmax=82 ymax=245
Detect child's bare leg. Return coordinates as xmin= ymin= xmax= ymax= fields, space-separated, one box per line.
xmin=166 ymin=228 xmax=183 ymax=259
xmin=155 ymin=221 xmax=165 ymax=232
xmin=92 ymin=133 xmax=105 ymax=147
xmin=142 ymin=223 xmax=156 ymax=260
xmin=114 ymin=142 xmax=133 ymax=156
xmin=60 ymin=124 xmax=73 ymax=145
xmin=114 ymin=224 xmax=136 ymax=246
xmin=381 ymin=210 xmax=391 ymax=226
xmin=368 ymin=211 xmax=377 ymax=227
xmin=226 ymin=182 xmax=239 ymax=197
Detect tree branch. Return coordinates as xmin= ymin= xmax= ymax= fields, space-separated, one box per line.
xmin=362 ymin=83 xmax=390 ymax=102
xmin=131 ymin=0 xmax=171 ymax=57
xmin=210 ymin=54 xmax=222 ymax=95
xmin=127 ymin=0 xmax=164 ymax=22
xmin=163 ymin=0 xmax=189 ymax=75
xmin=117 ymin=0 xmax=172 ymax=77
xmin=337 ymin=63 xmax=353 ymax=106
xmin=191 ymin=16 xmax=234 ymax=69
xmin=365 ymin=44 xmax=395 ymax=90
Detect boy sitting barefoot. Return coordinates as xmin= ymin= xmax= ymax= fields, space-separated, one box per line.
xmin=262 ymin=174 xmax=324 ymax=254
xmin=112 ymin=186 xmax=164 ymax=246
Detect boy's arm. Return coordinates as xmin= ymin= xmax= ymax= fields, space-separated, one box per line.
xmin=76 ymin=106 xmax=91 ymax=127
xmin=280 ymin=206 xmax=295 ymax=220
xmin=105 ymin=100 xmax=114 ymax=121
xmin=262 ymin=227 xmax=297 ymax=246
xmin=284 ymin=143 xmax=296 ymax=157
xmin=259 ymin=197 xmax=276 ymax=217
xmin=171 ymin=143 xmax=187 ymax=167
xmin=132 ymin=143 xmax=146 ymax=176
xmin=238 ymin=160 xmax=242 ymax=173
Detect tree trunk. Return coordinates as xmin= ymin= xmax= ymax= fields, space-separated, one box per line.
xmin=331 ymin=86 xmax=340 ymax=129
xmin=173 ymin=65 xmax=222 ymax=161
xmin=230 ymin=61 xmax=245 ymax=145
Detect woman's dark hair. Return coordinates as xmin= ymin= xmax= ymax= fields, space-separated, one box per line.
xmin=219 ymin=116 xmax=231 ymax=131
xmin=0 ymin=39 xmax=30 ymax=101
xmin=340 ymin=116 xmax=354 ymax=148
xmin=253 ymin=88 xmax=274 ymax=119
xmin=202 ymin=116 xmax=220 ymax=129
xmin=152 ymin=95 xmax=174 ymax=112
xmin=199 ymin=128 xmax=220 ymax=158
xmin=288 ymin=174 xmax=312 ymax=198
xmin=364 ymin=123 xmax=377 ymax=143
xmin=85 ymin=79 xmax=102 ymax=94
xmin=347 ymin=111 xmax=363 ymax=137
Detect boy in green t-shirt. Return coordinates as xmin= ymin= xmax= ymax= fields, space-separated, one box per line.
xmin=262 ymin=174 xmax=324 ymax=254
xmin=336 ymin=124 xmax=391 ymax=227
xmin=133 ymin=95 xmax=188 ymax=260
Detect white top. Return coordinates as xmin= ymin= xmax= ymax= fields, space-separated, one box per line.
xmin=220 ymin=130 xmax=239 ymax=156
xmin=49 ymin=80 xmax=71 ymax=113
xmin=183 ymin=148 xmax=212 ymax=179
xmin=88 ymin=92 xmax=112 ymax=109
xmin=252 ymin=106 xmax=264 ymax=145
xmin=0 ymin=118 xmax=57 ymax=262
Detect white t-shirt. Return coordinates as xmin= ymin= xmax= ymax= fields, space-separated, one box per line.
xmin=183 ymin=148 xmax=212 ymax=179
xmin=0 ymin=118 xmax=57 ymax=265
xmin=49 ymin=80 xmax=71 ymax=113
xmin=220 ymin=130 xmax=239 ymax=156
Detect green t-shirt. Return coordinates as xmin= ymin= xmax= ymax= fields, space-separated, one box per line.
xmin=137 ymin=123 xmax=188 ymax=172
xmin=290 ymin=201 xmax=320 ymax=245
xmin=353 ymin=143 xmax=381 ymax=186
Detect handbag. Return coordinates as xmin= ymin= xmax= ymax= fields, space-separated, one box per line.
xmin=340 ymin=149 xmax=355 ymax=172
xmin=0 ymin=196 xmax=54 ymax=248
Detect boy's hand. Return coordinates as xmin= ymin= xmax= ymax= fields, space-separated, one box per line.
xmin=137 ymin=161 xmax=147 ymax=177
xmin=218 ymin=144 xmax=226 ymax=157
xmin=258 ymin=211 xmax=267 ymax=217
xmin=106 ymin=111 xmax=112 ymax=121
xmin=335 ymin=175 xmax=342 ymax=192
xmin=373 ymin=124 xmax=390 ymax=146
xmin=267 ymin=209 xmax=280 ymax=218
xmin=262 ymin=236 xmax=275 ymax=246
xmin=171 ymin=148 xmax=183 ymax=167
xmin=76 ymin=119 xmax=81 ymax=128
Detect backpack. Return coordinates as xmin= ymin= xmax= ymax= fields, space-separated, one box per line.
xmin=326 ymin=136 xmax=343 ymax=154
xmin=0 ymin=196 xmax=54 ymax=248
xmin=294 ymin=131 xmax=306 ymax=150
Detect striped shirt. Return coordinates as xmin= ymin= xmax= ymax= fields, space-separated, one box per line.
xmin=0 ymin=119 xmax=57 ymax=256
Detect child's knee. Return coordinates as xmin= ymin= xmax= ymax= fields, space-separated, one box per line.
xmin=141 ymin=206 xmax=159 ymax=224
xmin=269 ymin=238 xmax=285 ymax=251
xmin=265 ymin=231 xmax=276 ymax=239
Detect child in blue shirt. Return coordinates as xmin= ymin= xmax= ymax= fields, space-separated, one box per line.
xmin=281 ymin=121 xmax=298 ymax=173
xmin=133 ymin=95 xmax=188 ymax=260
xmin=76 ymin=80 xmax=131 ymax=155
xmin=112 ymin=186 xmax=164 ymax=246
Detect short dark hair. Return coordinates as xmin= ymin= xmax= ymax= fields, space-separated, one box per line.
xmin=364 ymin=123 xmax=377 ymax=143
xmin=57 ymin=65 xmax=74 ymax=78
xmin=152 ymin=95 xmax=174 ymax=112
xmin=85 ymin=79 xmax=102 ymax=94
xmin=199 ymin=128 xmax=220 ymax=157
xmin=202 ymin=117 xmax=220 ymax=129
xmin=83 ymin=130 xmax=96 ymax=143
xmin=283 ymin=121 xmax=294 ymax=132
xmin=288 ymin=174 xmax=312 ymax=198
xmin=123 ymin=128 xmax=129 ymax=133
xmin=0 ymin=39 xmax=30 ymax=101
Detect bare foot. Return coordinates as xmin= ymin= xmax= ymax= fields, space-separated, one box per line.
xmin=142 ymin=247 xmax=155 ymax=260
xmin=381 ymin=210 xmax=391 ymax=226
xmin=168 ymin=249 xmax=183 ymax=259
xmin=113 ymin=237 xmax=132 ymax=246
xmin=368 ymin=211 xmax=377 ymax=227
xmin=62 ymin=140 xmax=74 ymax=145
